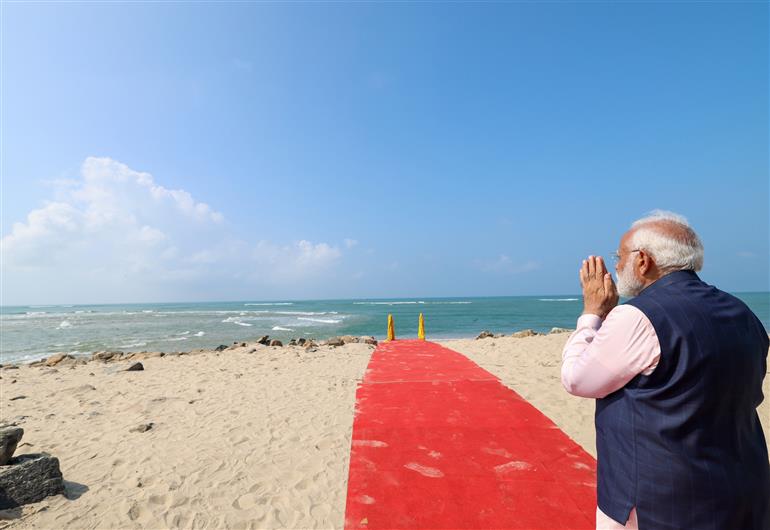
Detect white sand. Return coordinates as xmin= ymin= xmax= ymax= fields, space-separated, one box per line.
xmin=1 ymin=343 xmax=373 ymax=529
xmin=2 ymin=335 xmax=767 ymax=529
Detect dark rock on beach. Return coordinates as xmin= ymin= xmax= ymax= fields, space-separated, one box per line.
xmin=129 ymin=423 xmax=154 ymax=433
xmin=269 ymin=340 xmax=283 ymax=347
xmin=257 ymin=335 xmax=271 ymax=346
xmin=91 ymin=351 xmax=112 ymax=362
xmin=0 ymin=426 xmax=23 ymax=466
xmin=125 ymin=362 xmax=144 ymax=372
xmin=214 ymin=345 xmax=228 ymax=352
xmin=0 ymin=453 xmax=65 ymax=509
xmin=476 ymin=330 xmax=495 ymax=340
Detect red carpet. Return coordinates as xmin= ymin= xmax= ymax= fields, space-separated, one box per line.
xmin=344 ymin=340 xmax=596 ymax=529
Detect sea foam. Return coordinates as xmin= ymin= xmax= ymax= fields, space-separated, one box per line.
xmin=297 ymin=317 xmax=342 ymax=324
xmin=537 ymin=298 xmax=579 ymax=302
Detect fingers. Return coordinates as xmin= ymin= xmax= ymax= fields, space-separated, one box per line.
xmin=587 ymin=255 xmax=596 ymax=278
xmin=580 ymin=259 xmax=588 ymax=286
xmin=596 ymin=256 xmax=607 ymax=276
xmin=603 ymin=272 xmax=613 ymax=293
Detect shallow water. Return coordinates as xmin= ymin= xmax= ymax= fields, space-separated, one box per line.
xmin=1 ymin=292 xmax=767 ymax=364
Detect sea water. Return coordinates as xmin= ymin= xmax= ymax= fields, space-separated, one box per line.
xmin=1 ymin=293 xmax=768 ymax=365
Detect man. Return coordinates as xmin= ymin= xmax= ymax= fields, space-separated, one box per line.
xmin=561 ymin=210 xmax=770 ymax=529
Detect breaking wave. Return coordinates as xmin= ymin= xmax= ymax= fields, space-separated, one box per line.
xmin=537 ymin=298 xmax=579 ymax=302
xmin=297 ymin=317 xmax=342 ymax=324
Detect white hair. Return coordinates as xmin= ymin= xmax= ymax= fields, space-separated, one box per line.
xmin=630 ymin=210 xmax=704 ymax=272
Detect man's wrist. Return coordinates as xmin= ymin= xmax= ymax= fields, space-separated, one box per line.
xmin=582 ymin=307 xmax=607 ymax=318
xmin=577 ymin=313 xmax=603 ymax=330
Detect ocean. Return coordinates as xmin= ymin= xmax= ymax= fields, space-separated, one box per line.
xmin=1 ymin=293 xmax=768 ymax=365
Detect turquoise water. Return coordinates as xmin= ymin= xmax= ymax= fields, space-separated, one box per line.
xmin=1 ymin=292 xmax=767 ymax=365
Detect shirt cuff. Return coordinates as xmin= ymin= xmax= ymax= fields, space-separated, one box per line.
xmin=577 ymin=313 xmax=602 ymax=330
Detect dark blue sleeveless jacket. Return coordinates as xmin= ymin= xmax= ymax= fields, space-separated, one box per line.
xmin=596 ymin=271 xmax=770 ymax=529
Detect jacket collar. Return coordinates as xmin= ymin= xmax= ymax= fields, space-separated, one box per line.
xmin=636 ymin=270 xmax=700 ymax=297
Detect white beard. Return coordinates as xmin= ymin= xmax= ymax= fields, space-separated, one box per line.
xmin=617 ymin=261 xmax=644 ymax=298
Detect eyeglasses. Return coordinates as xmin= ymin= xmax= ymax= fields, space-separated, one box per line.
xmin=610 ymin=249 xmax=641 ymax=263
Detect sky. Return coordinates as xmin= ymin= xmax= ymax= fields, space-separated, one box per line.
xmin=1 ymin=2 xmax=768 ymax=305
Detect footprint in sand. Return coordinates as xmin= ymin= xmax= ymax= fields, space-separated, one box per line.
xmin=148 ymin=493 xmax=167 ymax=505
xmin=232 ymin=492 xmax=264 ymax=510
xmin=310 ymin=503 xmax=331 ymax=519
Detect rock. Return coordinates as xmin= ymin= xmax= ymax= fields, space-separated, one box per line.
xmin=511 ymin=329 xmax=538 ymax=338
xmin=248 ymin=348 xmax=257 ymax=354
xmin=0 ymin=453 xmax=65 ymax=509
xmin=304 ymin=340 xmax=318 ymax=349
xmin=129 ymin=423 xmax=154 ymax=433
xmin=476 ymin=330 xmax=495 ymax=340
xmin=326 ymin=337 xmax=344 ymax=347
xmin=0 ymin=427 xmax=23 ymax=465
xmin=62 ymin=384 xmax=96 ymax=394
xmin=9 ymin=396 xmax=26 ymax=401
xmin=240 ymin=342 xmax=246 ymax=348
xmin=44 ymin=354 xmax=74 ymax=367
xmin=361 ymin=336 xmax=378 ymax=345
xmin=341 ymin=335 xmax=357 ymax=344
xmin=297 ymin=338 xmax=307 ymax=346
xmin=92 ymin=351 xmax=116 ymax=362
xmin=2 ymin=365 xmax=19 ymax=370
xmin=269 ymin=340 xmax=283 ymax=347
xmin=257 ymin=335 xmax=270 ymax=346
xmin=214 ymin=345 xmax=228 ymax=352
xmin=549 ymin=327 xmax=573 ymax=335
xmin=288 ymin=339 xmax=297 ymax=346
xmin=125 ymin=362 xmax=144 ymax=372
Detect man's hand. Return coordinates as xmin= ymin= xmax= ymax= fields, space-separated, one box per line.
xmin=580 ymin=255 xmax=619 ymax=319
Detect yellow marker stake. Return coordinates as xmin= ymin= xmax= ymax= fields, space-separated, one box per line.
xmin=387 ymin=314 xmax=395 ymax=341
xmin=418 ymin=313 xmax=425 ymax=340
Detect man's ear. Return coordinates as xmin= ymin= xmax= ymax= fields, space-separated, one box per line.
xmin=637 ymin=250 xmax=652 ymax=276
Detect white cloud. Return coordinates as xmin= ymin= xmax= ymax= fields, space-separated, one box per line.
xmin=1 ymin=157 xmax=344 ymax=303
xmin=475 ymin=255 xmax=540 ymax=274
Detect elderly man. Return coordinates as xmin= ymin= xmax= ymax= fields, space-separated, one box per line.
xmin=561 ymin=211 xmax=770 ymax=530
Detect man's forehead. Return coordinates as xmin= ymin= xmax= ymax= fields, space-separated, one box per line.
xmin=619 ymin=230 xmax=635 ymax=248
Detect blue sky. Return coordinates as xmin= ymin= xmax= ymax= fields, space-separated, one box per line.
xmin=1 ymin=2 xmax=768 ymax=305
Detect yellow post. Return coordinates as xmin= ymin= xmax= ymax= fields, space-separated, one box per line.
xmin=418 ymin=313 xmax=425 ymax=340
xmin=387 ymin=314 xmax=395 ymax=341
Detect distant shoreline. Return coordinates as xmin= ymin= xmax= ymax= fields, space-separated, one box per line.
xmin=1 ymin=327 xmax=577 ymax=368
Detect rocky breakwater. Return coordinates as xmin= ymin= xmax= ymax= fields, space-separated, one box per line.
xmin=0 ymin=426 xmax=65 ymax=509
xmin=475 ymin=328 xmax=574 ymax=340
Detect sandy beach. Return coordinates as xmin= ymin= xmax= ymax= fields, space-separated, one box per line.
xmin=1 ymin=334 xmax=768 ymax=529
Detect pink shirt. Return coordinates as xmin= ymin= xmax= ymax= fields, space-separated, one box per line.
xmin=561 ymin=304 xmax=662 ymax=529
